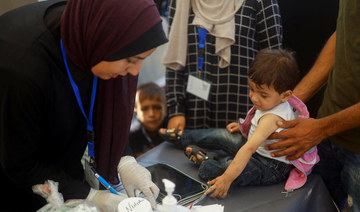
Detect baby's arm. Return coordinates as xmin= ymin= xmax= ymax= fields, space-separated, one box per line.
xmin=206 ymin=113 xmax=284 ymax=198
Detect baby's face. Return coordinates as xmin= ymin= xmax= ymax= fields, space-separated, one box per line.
xmin=248 ymin=79 xmax=285 ymax=111
xmin=136 ymin=97 xmax=165 ymax=133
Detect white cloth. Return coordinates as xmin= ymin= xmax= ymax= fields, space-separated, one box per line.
xmin=162 ymin=0 xmax=244 ymax=70
xmin=191 ymin=0 xmax=244 ymax=68
xmin=248 ymin=102 xmax=296 ymax=164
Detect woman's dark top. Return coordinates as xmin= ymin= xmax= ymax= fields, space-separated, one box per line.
xmin=1 ymin=1 xmax=100 ymax=210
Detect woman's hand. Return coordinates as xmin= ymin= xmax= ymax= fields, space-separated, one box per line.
xmin=117 ymin=156 xmax=159 ymax=209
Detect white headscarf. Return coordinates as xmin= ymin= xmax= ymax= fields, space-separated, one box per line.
xmin=162 ymin=0 xmax=245 ymax=70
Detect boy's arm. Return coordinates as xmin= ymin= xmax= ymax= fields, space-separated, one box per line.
xmin=206 ymin=113 xmax=283 ymax=197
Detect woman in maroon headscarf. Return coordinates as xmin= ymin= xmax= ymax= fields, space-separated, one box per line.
xmin=0 ymin=0 xmax=167 ymax=211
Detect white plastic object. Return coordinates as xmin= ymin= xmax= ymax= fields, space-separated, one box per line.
xmin=161 ymin=179 xmax=177 ymax=212
xmin=118 ymin=197 xmax=152 ymax=212
xmin=32 ymin=180 xmax=99 ymax=211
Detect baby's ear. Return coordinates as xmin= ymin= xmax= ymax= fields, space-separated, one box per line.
xmin=281 ymin=90 xmax=293 ymax=102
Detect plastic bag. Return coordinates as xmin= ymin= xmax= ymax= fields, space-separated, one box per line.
xmin=32 ymin=180 xmax=100 ymax=212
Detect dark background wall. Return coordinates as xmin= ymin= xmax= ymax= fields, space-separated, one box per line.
xmin=277 ymin=0 xmax=339 ymax=117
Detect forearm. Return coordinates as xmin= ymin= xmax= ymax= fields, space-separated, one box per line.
xmin=223 ymin=146 xmax=253 ymax=182
xmin=2 ymin=88 xmax=90 ymax=200
xmin=294 ymin=32 xmax=336 ymax=102
xmin=223 ymin=114 xmax=281 ymax=181
xmin=223 ymin=132 xmax=268 ymax=181
xmin=320 ymin=102 xmax=360 ymax=138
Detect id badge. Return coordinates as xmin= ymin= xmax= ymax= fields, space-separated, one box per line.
xmin=84 ymin=160 xmax=99 ymax=189
xmin=186 ymin=75 xmax=211 ymax=101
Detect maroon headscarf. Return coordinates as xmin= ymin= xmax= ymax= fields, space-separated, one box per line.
xmin=60 ymin=0 xmax=163 ymax=70
xmin=60 ymin=0 xmax=167 ymax=183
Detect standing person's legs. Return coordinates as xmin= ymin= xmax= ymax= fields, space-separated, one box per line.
xmin=341 ymin=147 xmax=360 ymax=212
xmin=313 ymin=139 xmax=347 ymax=207
xmin=313 ymin=138 xmax=360 ymax=211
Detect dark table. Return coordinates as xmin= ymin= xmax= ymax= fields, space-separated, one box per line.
xmin=137 ymin=142 xmax=338 ymax=212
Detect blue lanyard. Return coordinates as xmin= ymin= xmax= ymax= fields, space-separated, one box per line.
xmin=198 ymin=27 xmax=207 ymax=71
xmin=60 ymin=40 xmax=97 ymax=158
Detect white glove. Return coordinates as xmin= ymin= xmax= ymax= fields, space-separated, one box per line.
xmin=86 ymin=188 xmax=127 ymax=212
xmin=118 ymin=156 xmax=159 ymax=209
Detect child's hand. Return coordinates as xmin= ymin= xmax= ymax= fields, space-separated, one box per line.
xmin=205 ymin=174 xmax=232 ymax=199
xmin=226 ymin=122 xmax=240 ymax=133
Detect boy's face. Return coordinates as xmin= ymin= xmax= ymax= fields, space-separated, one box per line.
xmin=248 ymin=78 xmax=291 ymax=111
xmin=135 ymin=97 xmax=165 ymax=133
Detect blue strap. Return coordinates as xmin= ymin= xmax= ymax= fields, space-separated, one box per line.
xmin=88 ymin=141 xmax=95 ymax=158
xmin=60 ymin=40 xmax=97 ymax=157
xmin=198 ymin=27 xmax=207 ymax=71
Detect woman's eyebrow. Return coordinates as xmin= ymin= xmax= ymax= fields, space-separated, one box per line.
xmin=133 ymin=56 xmax=146 ymax=60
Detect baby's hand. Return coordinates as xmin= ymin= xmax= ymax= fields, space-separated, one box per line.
xmin=205 ymin=175 xmax=232 ymax=199
xmin=226 ymin=122 xmax=240 ymax=133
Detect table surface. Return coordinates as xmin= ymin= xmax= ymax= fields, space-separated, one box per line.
xmin=137 ymin=142 xmax=338 ymax=212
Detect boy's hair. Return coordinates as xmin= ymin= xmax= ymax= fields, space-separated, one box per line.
xmin=248 ymin=49 xmax=299 ymax=94
xmin=136 ymin=82 xmax=166 ymax=104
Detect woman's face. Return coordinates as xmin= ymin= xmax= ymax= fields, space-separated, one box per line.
xmin=91 ymin=48 xmax=156 ymax=80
